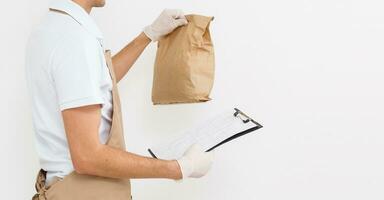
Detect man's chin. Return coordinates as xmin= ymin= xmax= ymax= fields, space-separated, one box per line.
xmin=94 ymin=1 xmax=106 ymax=7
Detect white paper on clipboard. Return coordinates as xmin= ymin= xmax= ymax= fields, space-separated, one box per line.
xmin=148 ymin=108 xmax=263 ymax=160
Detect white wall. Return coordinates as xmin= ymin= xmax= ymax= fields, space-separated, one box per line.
xmin=1 ymin=0 xmax=384 ymax=199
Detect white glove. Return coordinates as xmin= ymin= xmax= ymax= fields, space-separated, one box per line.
xmin=177 ymin=144 xmax=214 ymax=179
xmin=143 ymin=9 xmax=188 ymax=42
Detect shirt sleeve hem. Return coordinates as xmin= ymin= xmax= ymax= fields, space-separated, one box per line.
xmin=59 ymin=96 xmax=104 ymax=111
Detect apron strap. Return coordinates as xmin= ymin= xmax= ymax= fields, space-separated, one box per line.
xmin=49 ymin=8 xmax=67 ymax=15
xmin=49 ymin=8 xmax=82 ymax=25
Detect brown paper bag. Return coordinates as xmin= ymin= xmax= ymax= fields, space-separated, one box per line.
xmin=152 ymin=14 xmax=215 ymax=105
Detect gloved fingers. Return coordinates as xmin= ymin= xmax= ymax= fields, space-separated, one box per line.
xmin=176 ymin=13 xmax=187 ymax=20
xmin=165 ymin=9 xmax=186 ymax=19
xmin=191 ymin=152 xmax=214 ymax=178
xmin=202 ymin=151 xmax=214 ymax=163
xmin=174 ymin=18 xmax=188 ymax=27
xmin=178 ymin=144 xmax=215 ymax=179
xmin=189 ymin=143 xmax=204 ymax=153
xmin=206 ymin=150 xmax=215 ymax=160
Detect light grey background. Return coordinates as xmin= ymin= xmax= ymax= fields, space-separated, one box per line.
xmin=1 ymin=0 xmax=384 ymax=199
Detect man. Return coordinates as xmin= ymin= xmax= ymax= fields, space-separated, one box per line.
xmin=25 ymin=0 xmax=214 ymax=199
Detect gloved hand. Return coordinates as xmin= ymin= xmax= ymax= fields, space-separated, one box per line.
xmin=176 ymin=144 xmax=214 ymax=179
xmin=143 ymin=9 xmax=188 ymax=42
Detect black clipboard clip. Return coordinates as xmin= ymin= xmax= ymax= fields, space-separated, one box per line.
xmin=234 ymin=108 xmax=263 ymax=127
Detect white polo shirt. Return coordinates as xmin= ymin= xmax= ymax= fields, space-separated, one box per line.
xmin=25 ymin=0 xmax=113 ymax=184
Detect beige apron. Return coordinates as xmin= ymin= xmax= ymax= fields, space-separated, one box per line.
xmin=32 ymin=48 xmax=132 ymax=199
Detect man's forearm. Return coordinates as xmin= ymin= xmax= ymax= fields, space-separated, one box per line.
xmin=76 ymin=144 xmax=182 ymax=180
xmin=112 ymin=32 xmax=151 ymax=82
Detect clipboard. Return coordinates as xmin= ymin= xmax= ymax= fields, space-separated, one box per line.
xmin=148 ymin=108 xmax=263 ymax=160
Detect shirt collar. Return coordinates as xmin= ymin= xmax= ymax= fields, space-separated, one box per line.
xmin=49 ymin=0 xmax=103 ymax=39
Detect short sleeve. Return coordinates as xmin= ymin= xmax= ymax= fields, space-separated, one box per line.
xmin=50 ymin=35 xmax=104 ymax=111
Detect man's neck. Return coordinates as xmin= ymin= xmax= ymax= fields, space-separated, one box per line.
xmin=72 ymin=0 xmax=92 ymax=14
